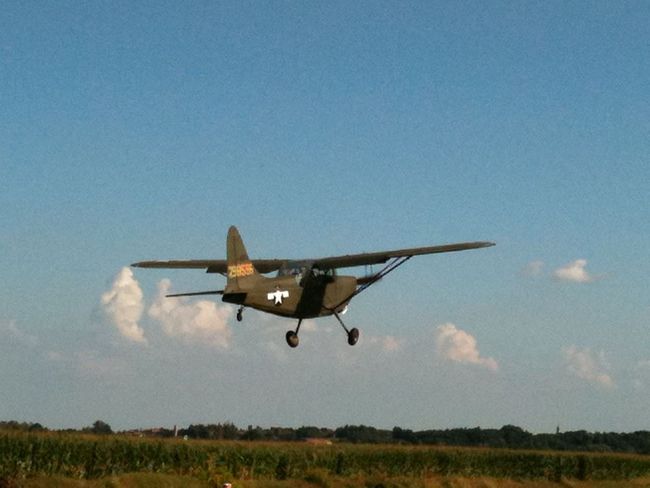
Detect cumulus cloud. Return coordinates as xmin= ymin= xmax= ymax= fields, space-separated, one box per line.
xmin=564 ymin=346 xmax=614 ymax=388
xmin=0 ymin=319 xmax=38 ymax=347
xmin=553 ymin=259 xmax=595 ymax=283
xmin=435 ymin=323 xmax=498 ymax=371
xmin=523 ymin=260 xmax=544 ymax=277
xmin=368 ymin=335 xmax=402 ymax=352
xmin=100 ymin=267 xmax=147 ymax=344
xmin=148 ymin=279 xmax=233 ymax=349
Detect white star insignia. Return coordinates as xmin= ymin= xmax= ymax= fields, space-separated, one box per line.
xmin=267 ymin=288 xmax=289 ymax=305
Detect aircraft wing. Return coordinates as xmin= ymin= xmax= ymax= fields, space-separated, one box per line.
xmin=131 ymin=259 xmax=286 ymax=274
xmin=313 ymin=241 xmax=495 ymax=270
xmin=132 ymin=242 xmax=494 ymax=273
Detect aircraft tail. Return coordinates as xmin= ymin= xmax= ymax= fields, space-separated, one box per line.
xmin=225 ymin=226 xmax=260 ymax=291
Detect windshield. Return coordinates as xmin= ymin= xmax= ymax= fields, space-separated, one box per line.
xmin=277 ymin=262 xmax=336 ymax=279
xmin=277 ymin=261 xmax=310 ymax=278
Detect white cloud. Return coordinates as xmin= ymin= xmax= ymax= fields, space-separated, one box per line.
xmin=0 ymin=319 xmax=38 ymax=347
xmin=553 ymin=259 xmax=595 ymax=283
xmin=435 ymin=323 xmax=498 ymax=371
xmin=523 ymin=260 xmax=544 ymax=277
xmin=100 ymin=268 xmax=147 ymax=344
xmin=368 ymin=335 xmax=402 ymax=353
xmin=148 ymin=279 xmax=233 ymax=349
xmin=564 ymin=346 xmax=614 ymax=388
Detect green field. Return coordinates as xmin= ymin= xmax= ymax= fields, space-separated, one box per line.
xmin=2 ymin=431 xmax=650 ymax=487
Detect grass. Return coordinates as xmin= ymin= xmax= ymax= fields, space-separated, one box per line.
xmin=11 ymin=474 xmax=650 ymax=488
xmin=2 ymin=431 xmax=650 ymax=487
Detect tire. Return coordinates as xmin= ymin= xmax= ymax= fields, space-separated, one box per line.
xmin=347 ymin=328 xmax=359 ymax=346
xmin=286 ymin=330 xmax=299 ymax=348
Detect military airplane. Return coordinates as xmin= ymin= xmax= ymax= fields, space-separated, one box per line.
xmin=132 ymin=226 xmax=494 ymax=348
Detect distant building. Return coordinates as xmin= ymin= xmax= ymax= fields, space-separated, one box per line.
xmin=304 ymin=438 xmax=333 ymax=445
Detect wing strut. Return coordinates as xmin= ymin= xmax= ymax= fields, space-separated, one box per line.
xmin=354 ymin=256 xmax=412 ymax=296
xmin=327 ymin=255 xmax=413 ymax=313
xmin=321 ymin=256 xmax=412 ymax=346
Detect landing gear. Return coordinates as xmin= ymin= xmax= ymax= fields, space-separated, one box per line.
xmin=285 ymin=319 xmax=302 ymax=348
xmin=347 ymin=327 xmax=359 ymax=346
xmin=284 ymin=315 xmax=359 ymax=348
xmin=334 ymin=311 xmax=359 ymax=346
xmin=236 ymin=306 xmax=244 ymax=322
xmin=286 ymin=330 xmax=299 ymax=348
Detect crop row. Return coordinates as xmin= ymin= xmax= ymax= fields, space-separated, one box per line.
xmin=2 ymin=432 xmax=650 ymax=482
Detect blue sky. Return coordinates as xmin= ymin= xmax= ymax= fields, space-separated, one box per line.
xmin=1 ymin=1 xmax=649 ymax=433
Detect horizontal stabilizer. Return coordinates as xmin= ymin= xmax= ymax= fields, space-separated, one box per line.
xmin=165 ymin=290 xmax=224 ymax=298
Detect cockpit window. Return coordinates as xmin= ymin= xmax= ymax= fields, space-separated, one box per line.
xmin=311 ymin=266 xmax=335 ymax=277
xmin=277 ymin=262 xmax=336 ymax=278
xmin=277 ymin=261 xmax=310 ymax=277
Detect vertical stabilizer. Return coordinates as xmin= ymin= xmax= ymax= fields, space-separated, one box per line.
xmin=226 ymin=226 xmax=259 ymax=290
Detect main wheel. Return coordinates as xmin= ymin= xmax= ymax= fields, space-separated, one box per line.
xmin=347 ymin=328 xmax=359 ymax=346
xmin=236 ymin=308 xmax=243 ymax=322
xmin=286 ymin=330 xmax=299 ymax=348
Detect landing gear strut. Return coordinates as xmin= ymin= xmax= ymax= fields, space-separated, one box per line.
xmin=285 ymin=315 xmax=359 ymax=348
xmin=334 ymin=311 xmax=359 ymax=346
xmin=286 ymin=319 xmax=302 ymax=348
xmin=236 ymin=306 xmax=244 ymax=322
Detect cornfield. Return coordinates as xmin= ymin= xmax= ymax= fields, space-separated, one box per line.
xmin=2 ymin=431 xmax=650 ymax=483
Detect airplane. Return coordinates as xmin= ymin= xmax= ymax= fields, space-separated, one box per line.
xmin=132 ymin=226 xmax=494 ymax=348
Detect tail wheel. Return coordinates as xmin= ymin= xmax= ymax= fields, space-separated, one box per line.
xmin=286 ymin=330 xmax=299 ymax=348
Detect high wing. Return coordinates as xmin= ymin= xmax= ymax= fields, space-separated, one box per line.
xmin=318 ymin=241 xmax=495 ymax=312
xmin=131 ymin=259 xmax=285 ymax=274
xmin=313 ymin=241 xmax=495 ymax=270
xmin=131 ymin=242 xmax=494 ymax=273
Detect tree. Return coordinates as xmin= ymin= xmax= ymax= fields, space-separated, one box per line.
xmin=87 ymin=420 xmax=112 ymax=435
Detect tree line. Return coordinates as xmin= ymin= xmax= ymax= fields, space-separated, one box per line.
xmin=2 ymin=420 xmax=650 ymax=455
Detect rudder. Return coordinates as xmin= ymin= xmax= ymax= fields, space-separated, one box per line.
xmin=226 ymin=226 xmax=259 ymax=289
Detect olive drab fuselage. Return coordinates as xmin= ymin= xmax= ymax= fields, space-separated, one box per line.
xmin=223 ymin=264 xmax=356 ymax=319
